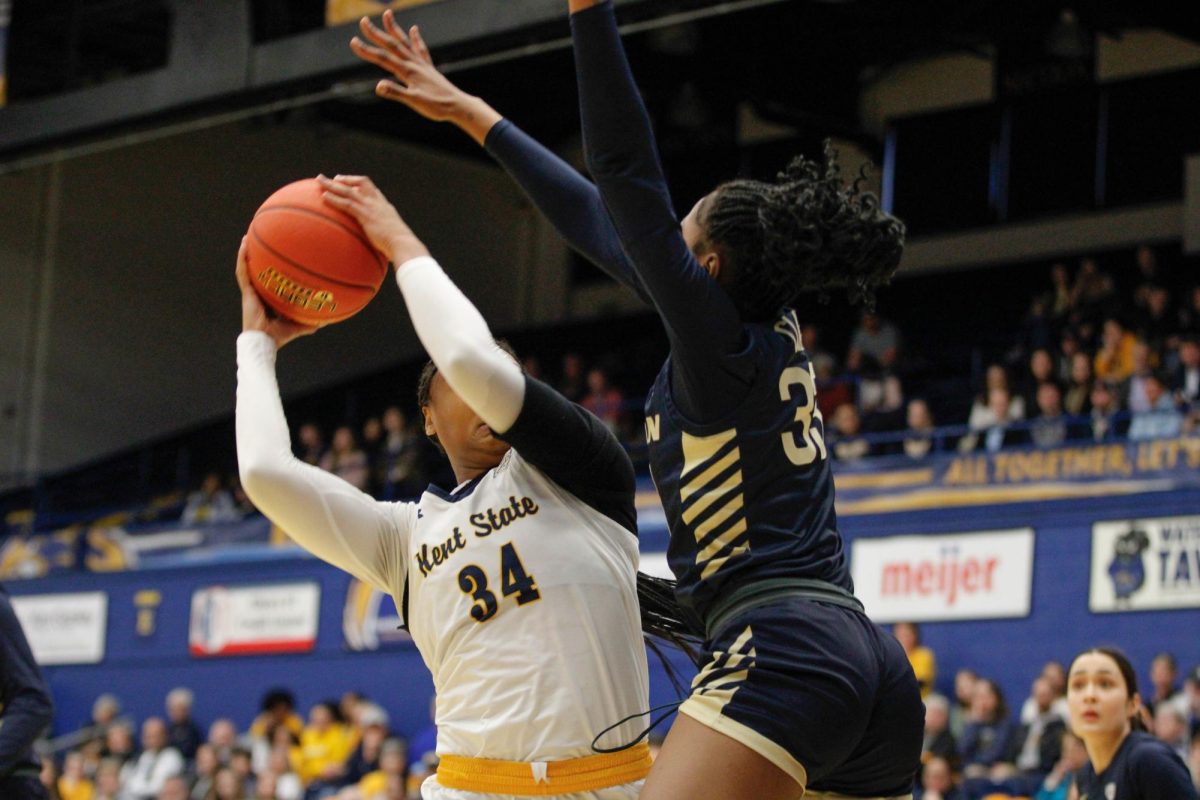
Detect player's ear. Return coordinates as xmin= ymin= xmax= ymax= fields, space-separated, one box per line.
xmin=422 ymin=405 xmax=436 ymax=438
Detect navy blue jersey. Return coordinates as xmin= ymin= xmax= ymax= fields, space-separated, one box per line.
xmin=486 ymin=2 xmax=853 ymax=626
xmin=644 ymin=310 xmax=849 ymax=622
xmin=1075 ymin=731 xmax=1198 ymax=800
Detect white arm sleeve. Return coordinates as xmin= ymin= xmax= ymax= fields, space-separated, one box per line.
xmin=235 ymin=332 xmax=412 ymax=594
xmin=395 ymin=257 xmax=525 ymax=434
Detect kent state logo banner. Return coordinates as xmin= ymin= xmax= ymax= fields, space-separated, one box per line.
xmin=1089 ymin=515 xmax=1200 ymax=613
xmin=343 ymin=578 xmax=412 ymax=651
xmin=326 ymin=0 xmax=443 ymax=27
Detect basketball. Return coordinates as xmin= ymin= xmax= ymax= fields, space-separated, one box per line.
xmin=246 ymin=178 xmax=388 ymax=326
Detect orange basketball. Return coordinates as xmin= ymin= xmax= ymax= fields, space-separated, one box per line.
xmin=246 ymin=178 xmax=388 ymax=326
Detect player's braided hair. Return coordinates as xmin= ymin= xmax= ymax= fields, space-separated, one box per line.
xmin=699 ymin=140 xmax=904 ymax=320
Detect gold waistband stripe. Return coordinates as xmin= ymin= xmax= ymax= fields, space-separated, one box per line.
xmin=436 ymin=742 xmax=652 ymax=796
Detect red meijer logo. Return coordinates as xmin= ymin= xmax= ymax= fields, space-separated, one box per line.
xmin=880 ymin=547 xmax=1000 ymax=606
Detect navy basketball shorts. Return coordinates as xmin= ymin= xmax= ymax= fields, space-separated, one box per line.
xmin=678 ymin=597 xmax=924 ymax=797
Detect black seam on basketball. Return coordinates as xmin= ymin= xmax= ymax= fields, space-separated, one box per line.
xmin=249 ymin=229 xmax=379 ymax=291
xmin=253 ymin=204 xmax=387 ymax=277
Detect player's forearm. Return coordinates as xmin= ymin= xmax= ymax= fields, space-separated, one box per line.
xmin=394 ymin=257 xmax=524 ymax=433
xmin=450 ymin=95 xmax=504 ymax=147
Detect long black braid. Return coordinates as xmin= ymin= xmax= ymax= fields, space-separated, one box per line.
xmin=699 ymin=140 xmax=905 ymax=321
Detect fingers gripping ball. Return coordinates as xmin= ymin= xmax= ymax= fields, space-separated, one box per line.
xmin=246 ymin=179 xmax=388 ymax=325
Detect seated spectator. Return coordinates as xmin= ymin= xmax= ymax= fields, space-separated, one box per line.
xmin=207 ymin=719 xmax=239 ymax=764
xmin=950 ymin=668 xmax=978 ymax=739
xmin=342 ymin=706 xmax=389 ymax=786
xmin=1148 ymin=653 xmax=1184 ymax=716
xmin=1155 ymin=704 xmax=1191 ymax=761
xmin=320 ymin=427 xmax=370 ymax=491
xmin=360 ymin=417 xmax=384 ymax=497
xmin=1019 ymin=349 xmax=1057 ymax=412
xmin=1094 ymin=317 xmax=1138 ymax=383
xmin=102 ymin=721 xmax=137 ymax=767
xmin=1132 ymin=244 xmax=1162 ymax=307
xmin=557 ymin=352 xmax=586 ymax=403
xmin=1183 ymin=665 xmax=1200 ymax=739
xmin=229 ymin=748 xmax=256 ymax=797
xmin=858 ymin=364 xmax=905 ymax=433
xmin=580 ymin=366 xmax=625 ymax=435
xmin=84 ymin=693 xmax=124 ymax=748
xmin=159 ymin=775 xmax=191 ymax=800
xmin=1070 ymin=256 xmax=1115 ymax=318
xmin=847 ymin=310 xmax=901 ymax=373
xmin=997 ymin=677 xmax=1067 ymax=795
xmin=266 ymin=745 xmax=303 ymax=800
xmin=922 ymin=695 xmax=959 ymax=771
xmin=1178 ymin=285 xmax=1200 ymax=339
xmin=1172 ymin=336 xmax=1200 ymax=411
xmin=296 ymin=423 xmax=325 ymax=467
xmin=121 ymin=717 xmax=185 ymax=800
xmin=166 ymin=687 xmax=203 ymax=761
xmin=1138 ymin=285 xmax=1174 ymax=353
xmin=1089 ymin=381 xmax=1126 ymax=442
xmin=210 ymin=765 xmax=245 ymax=800
xmin=966 ymin=365 xmax=1024 ymax=433
xmin=801 ymin=323 xmax=837 ymax=377
xmin=1021 ymin=662 xmax=1069 ymax=724
xmin=1128 ymin=373 xmax=1183 ymax=441
xmin=379 ymin=407 xmax=423 ymax=501
xmin=182 ymin=473 xmax=239 ymax=526
xmin=894 ymin=622 xmax=936 ymax=698
xmin=251 ymin=772 xmax=277 ymax=800
xmin=296 ymin=702 xmax=353 ymax=789
xmin=1047 ymin=262 xmax=1073 ymax=321
xmin=93 ymin=758 xmax=123 ymax=800
xmin=916 ymin=756 xmax=962 ymax=800
xmin=1063 ymin=351 xmax=1094 ymax=417
xmin=191 ymin=744 xmax=220 ymax=800
xmin=1033 ymin=731 xmax=1088 ymax=800
xmin=829 ymin=403 xmax=871 ymax=462
xmin=903 ymin=399 xmax=938 ymax=460
xmin=970 ymin=387 xmax=1028 ymax=453
xmin=342 ymin=736 xmax=406 ymax=800
xmin=959 ymin=679 xmax=1018 ymax=780
xmin=1030 ymin=382 xmax=1070 ymax=448
xmin=1126 ymin=340 xmax=1158 ymax=414
xmin=58 ymin=751 xmax=94 ymax=800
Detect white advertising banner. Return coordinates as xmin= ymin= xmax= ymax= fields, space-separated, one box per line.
xmin=11 ymin=592 xmax=108 ymax=665
xmin=189 ymin=582 xmax=320 ymax=657
xmin=851 ymin=529 xmax=1035 ymax=622
xmin=1090 ymin=515 xmax=1200 ymax=613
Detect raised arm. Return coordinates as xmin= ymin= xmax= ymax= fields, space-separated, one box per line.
xmin=349 ymin=12 xmax=650 ymax=304
xmin=321 ymin=175 xmax=636 ymax=517
xmin=234 ymin=244 xmax=410 ymax=594
xmin=568 ymin=1 xmax=746 ymax=363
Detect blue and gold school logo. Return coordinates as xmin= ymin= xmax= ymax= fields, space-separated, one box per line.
xmin=343 ymin=578 xmax=412 ymax=651
xmin=1107 ymin=524 xmax=1150 ymax=604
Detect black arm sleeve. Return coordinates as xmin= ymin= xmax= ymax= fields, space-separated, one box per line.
xmin=571 ymin=2 xmax=756 ymax=419
xmin=484 ymin=120 xmax=652 ymax=307
xmin=496 ymin=376 xmax=637 ymax=535
xmin=0 ymin=591 xmax=54 ymax=778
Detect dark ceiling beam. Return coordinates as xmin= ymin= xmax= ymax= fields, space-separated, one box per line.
xmin=0 ymin=0 xmax=775 ymax=162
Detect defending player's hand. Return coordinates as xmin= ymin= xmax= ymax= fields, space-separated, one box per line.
xmin=351 ymin=12 xmax=462 ymax=122
xmin=319 ymin=174 xmax=430 ymax=267
xmin=236 ymin=237 xmax=319 ymax=348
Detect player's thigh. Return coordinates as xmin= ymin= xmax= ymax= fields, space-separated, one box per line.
xmin=640 ymin=713 xmax=804 ymax=800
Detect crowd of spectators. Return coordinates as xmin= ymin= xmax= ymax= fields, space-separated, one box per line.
xmin=37 ymin=688 xmax=424 ymax=800
xmin=29 ymin=638 xmax=1200 ymax=800
xmin=824 ymin=244 xmax=1200 ymax=462
xmin=903 ymin=632 xmax=1200 ymax=800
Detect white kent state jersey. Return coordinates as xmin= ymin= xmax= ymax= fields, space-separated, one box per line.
xmin=408 ymin=449 xmax=648 ymax=761
xmin=235 ymin=332 xmax=649 ymax=766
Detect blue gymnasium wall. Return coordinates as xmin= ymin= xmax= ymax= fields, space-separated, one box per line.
xmin=839 ymin=488 xmax=1200 ymax=706
xmin=9 ymin=488 xmax=1200 ymax=739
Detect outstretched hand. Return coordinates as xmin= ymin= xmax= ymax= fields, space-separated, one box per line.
xmin=318 ymin=174 xmax=430 ymax=267
xmin=236 ymin=237 xmax=319 ymax=349
xmin=350 ymin=11 xmax=501 ymax=144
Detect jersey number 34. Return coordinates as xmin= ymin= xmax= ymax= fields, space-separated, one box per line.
xmin=457 ymin=542 xmax=541 ymax=623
